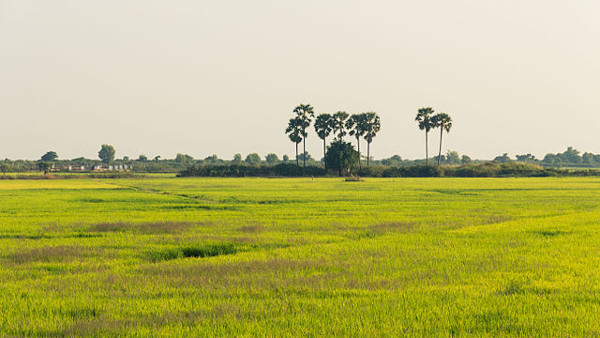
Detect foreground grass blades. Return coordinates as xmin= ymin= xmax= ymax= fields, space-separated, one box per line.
xmin=1 ymin=177 xmax=600 ymax=336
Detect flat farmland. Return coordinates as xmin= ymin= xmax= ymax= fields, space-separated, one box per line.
xmin=1 ymin=177 xmax=600 ymax=336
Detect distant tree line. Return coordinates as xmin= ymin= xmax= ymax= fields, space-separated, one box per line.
xmin=179 ymin=161 xmax=600 ymax=178
xmin=1 ymin=102 xmax=600 ymax=177
xmin=2 ymin=141 xmax=599 ymax=177
xmin=492 ymin=147 xmax=600 ymax=168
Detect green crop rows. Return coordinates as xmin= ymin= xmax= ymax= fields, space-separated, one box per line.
xmin=1 ymin=177 xmax=600 ymax=336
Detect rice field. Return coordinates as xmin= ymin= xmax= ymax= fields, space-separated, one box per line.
xmin=1 ymin=177 xmax=600 ymax=336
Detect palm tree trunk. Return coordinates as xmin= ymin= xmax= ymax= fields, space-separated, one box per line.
xmin=303 ymin=135 xmax=306 ymax=168
xmin=425 ymin=131 xmax=429 ymax=165
xmin=367 ymin=142 xmax=370 ymax=166
xmin=295 ymin=142 xmax=299 ymax=166
xmin=357 ymin=136 xmax=362 ymax=170
xmin=438 ymin=128 xmax=443 ymax=166
xmin=323 ymin=138 xmax=326 ymax=169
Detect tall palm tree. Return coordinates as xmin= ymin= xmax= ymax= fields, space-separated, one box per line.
xmin=285 ymin=117 xmax=303 ymax=166
xmin=415 ymin=107 xmax=435 ymax=165
xmin=363 ymin=112 xmax=381 ymax=166
xmin=314 ymin=113 xmax=333 ymax=165
xmin=432 ymin=113 xmax=453 ymax=166
xmin=293 ymin=104 xmax=315 ymax=168
xmin=332 ymin=111 xmax=349 ymax=140
xmin=346 ymin=113 xmax=367 ymax=170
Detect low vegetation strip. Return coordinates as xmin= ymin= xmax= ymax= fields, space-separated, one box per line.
xmin=179 ymin=162 xmax=600 ymax=178
xmin=0 ymin=172 xmax=145 ymax=180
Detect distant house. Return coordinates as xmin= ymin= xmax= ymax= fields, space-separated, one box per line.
xmin=91 ymin=164 xmax=130 ymax=172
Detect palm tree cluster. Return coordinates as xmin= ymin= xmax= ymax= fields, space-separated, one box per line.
xmin=415 ymin=107 xmax=453 ymax=165
xmin=285 ymin=105 xmax=381 ymax=168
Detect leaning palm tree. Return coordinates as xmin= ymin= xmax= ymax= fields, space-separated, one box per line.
xmin=362 ymin=112 xmax=381 ymax=166
xmin=293 ymin=104 xmax=315 ymax=168
xmin=285 ymin=117 xmax=303 ymax=166
xmin=332 ymin=111 xmax=349 ymax=140
xmin=314 ymin=113 xmax=333 ymax=165
xmin=346 ymin=113 xmax=367 ymax=170
xmin=415 ymin=107 xmax=435 ymax=165
xmin=432 ymin=113 xmax=453 ymax=166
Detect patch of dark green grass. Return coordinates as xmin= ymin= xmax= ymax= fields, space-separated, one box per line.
xmin=80 ymin=198 xmax=105 ymax=203
xmin=43 ymin=265 xmax=67 ymax=274
xmin=428 ymin=189 xmax=479 ymax=196
xmin=0 ymin=233 xmax=47 ymax=239
xmin=160 ymin=204 xmax=239 ymax=210
xmin=498 ymin=281 xmax=526 ymax=296
xmin=239 ymin=224 xmax=265 ymax=233
xmin=148 ymin=243 xmax=239 ymax=262
xmin=530 ymin=230 xmax=571 ymax=237
xmin=63 ymin=307 xmax=101 ymax=321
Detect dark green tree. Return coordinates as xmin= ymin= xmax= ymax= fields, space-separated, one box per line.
xmin=494 ymin=153 xmax=513 ymax=163
xmin=445 ymin=150 xmax=460 ymax=165
xmin=232 ymin=153 xmax=242 ymax=164
xmin=0 ymin=162 xmax=9 ymax=175
xmin=282 ymin=154 xmax=290 ymax=162
xmin=325 ymin=140 xmax=360 ymax=176
xmin=362 ymin=112 xmax=381 ymax=166
xmin=582 ymin=153 xmax=596 ymax=166
xmin=346 ymin=113 xmax=367 ymax=169
xmin=204 ymin=155 xmax=221 ymax=164
xmin=461 ymin=155 xmax=472 ymax=164
xmin=38 ymin=161 xmax=53 ymax=174
xmin=314 ymin=113 xmax=333 ymax=164
xmin=415 ymin=107 xmax=435 ymax=165
xmin=138 ymin=154 xmax=148 ymax=162
xmin=432 ymin=113 xmax=452 ymax=166
xmin=265 ymin=153 xmax=280 ymax=164
xmin=382 ymin=155 xmax=403 ymax=166
xmin=298 ymin=152 xmax=313 ymax=162
xmin=285 ymin=117 xmax=303 ymax=166
xmin=41 ymin=151 xmax=58 ymax=162
xmin=175 ymin=153 xmax=194 ymax=164
xmin=245 ymin=153 xmax=261 ymax=165
xmin=563 ymin=147 xmax=582 ymax=164
xmin=293 ymin=104 xmax=315 ymax=168
xmin=98 ymin=144 xmax=116 ymax=165
xmin=516 ymin=154 xmax=537 ymax=163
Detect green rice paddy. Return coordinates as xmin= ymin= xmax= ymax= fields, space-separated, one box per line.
xmin=1 ymin=177 xmax=600 ymax=336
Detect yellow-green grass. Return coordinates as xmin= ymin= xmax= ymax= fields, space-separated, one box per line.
xmin=1 ymin=177 xmax=600 ymax=336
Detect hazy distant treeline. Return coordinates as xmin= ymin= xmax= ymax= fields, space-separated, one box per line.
xmin=1 ymin=147 xmax=599 ymax=174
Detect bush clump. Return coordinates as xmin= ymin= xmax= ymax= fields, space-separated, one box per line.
xmin=179 ymin=163 xmax=326 ymax=178
xmin=179 ymin=162 xmax=600 ymax=178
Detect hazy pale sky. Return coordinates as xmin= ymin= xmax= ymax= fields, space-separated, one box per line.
xmin=1 ymin=0 xmax=599 ymax=160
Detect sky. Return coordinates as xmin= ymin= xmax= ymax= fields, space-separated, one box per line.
xmin=1 ymin=0 xmax=599 ymax=161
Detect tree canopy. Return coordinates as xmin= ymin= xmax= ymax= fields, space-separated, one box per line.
xmin=41 ymin=151 xmax=58 ymax=162
xmin=325 ymin=139 xmax=360 ymax=176
xmin=98 ymin=145 xmax=116 ymax=164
